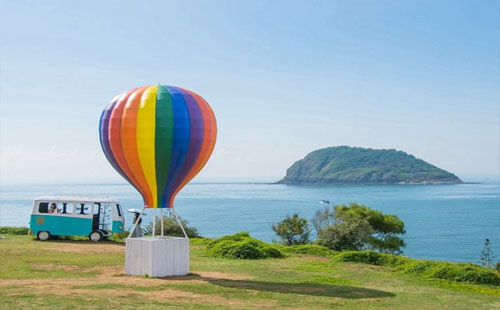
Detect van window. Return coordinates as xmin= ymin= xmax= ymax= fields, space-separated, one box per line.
xmin=76 ymin=203 xmax=90 ymax=215
xmin=48 ymin=202 xmax=60 ymax=214
xmin=116 ymin=204 xmax=122 ymax=217
xmin=54 ymin=203 xmax=65 ymax=214
xmin=61 ymin=203 xmax=74 ymax=214
xmin=39 ymin=202 xmax=49 ymax=213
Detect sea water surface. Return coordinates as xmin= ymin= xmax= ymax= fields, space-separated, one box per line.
xmin=1 ymin=182 xmax=499 ymax=264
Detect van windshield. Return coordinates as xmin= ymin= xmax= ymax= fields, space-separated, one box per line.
xmin=38 ymin=202 xmax=49 ymax=213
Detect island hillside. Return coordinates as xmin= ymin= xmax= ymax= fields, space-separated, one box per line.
xmin=278 ymin=146 xmax=461 ymax=185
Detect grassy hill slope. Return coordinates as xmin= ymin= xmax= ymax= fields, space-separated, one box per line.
xmin=279 ymin=146 xmax=461 ymax=185
xmin=0 ymin=235 xmax=498 ymax=310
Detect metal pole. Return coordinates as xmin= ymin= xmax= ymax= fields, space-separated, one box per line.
xmin=160 ymin=208 xmax=164 ymax=237
xmin=152 ymin=208 xmax=156 ymax=238
xmin=172 ymin=208 xmax=188 ymax=239
xmin=127 ymin=206 xmax=146 ymax=239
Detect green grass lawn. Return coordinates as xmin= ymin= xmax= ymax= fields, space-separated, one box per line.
xmin=0 ymin=235 xmax=499 ymax=309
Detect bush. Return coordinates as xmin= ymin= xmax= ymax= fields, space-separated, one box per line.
xmin=399 ymin=261 xmax=500 ymax=286
xmin=332 ymin=250 xmax=500 ymax=286
xmin=206 ymin=232 xmax=284 ymax=259
xmin=279 ymin=244 xmax=335 ymax=258
xmin=332 ymin=250 xmax=408 ymax=266
xmin=317 ymin=216 xmax=373 ymax=251
xmin=313 ymin=203 xmax=406 ymax=254
xmin=426 ymin=263 xmax=500 ymax=285
xmin=207 ymin=232 xmax=250 ymax=244
xmin=0 ymin=226 xmax=29 ymax=235
xmin=272 ymin=213 xmax=311 ymax=245
xmin=398 ymin=260 xmax=438 ymax=274
xmin=335 ymin=203 xmax=406 ymax=254
xmin=144 ymin=216 xmax=200 ymax=238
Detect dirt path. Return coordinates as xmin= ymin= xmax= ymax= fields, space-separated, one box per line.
xmin=45 ymin=240 xmax=126 ymax=253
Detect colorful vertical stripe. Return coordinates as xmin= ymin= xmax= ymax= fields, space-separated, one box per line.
xmin=99 ymin=85 xmax=217 ymax=208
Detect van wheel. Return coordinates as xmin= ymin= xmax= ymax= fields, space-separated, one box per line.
xmin=89 ymin=231 xmax=102 ymax=242
xmin=37 ymin=231 xmax=51 ymax=241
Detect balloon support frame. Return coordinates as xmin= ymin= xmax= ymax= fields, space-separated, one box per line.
xmin=125 ymin=207 xmax=189 ymax=277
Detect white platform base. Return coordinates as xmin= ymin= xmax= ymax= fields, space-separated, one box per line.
xmin=125 ymin=236 xmax=189 ymax=277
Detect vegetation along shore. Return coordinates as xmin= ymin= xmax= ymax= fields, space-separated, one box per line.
xmin=1 ymin=218 xmax=499 ymax=310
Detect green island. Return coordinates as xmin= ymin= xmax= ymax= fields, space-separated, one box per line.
xmin=1 ymin=231 xmax=499 ymax=310
xmin=278 ymin=146 xmax=462 ymax=185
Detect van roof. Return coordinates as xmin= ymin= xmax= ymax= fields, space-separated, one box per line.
xmin=34 ymin=196 xmax=119 ymax=203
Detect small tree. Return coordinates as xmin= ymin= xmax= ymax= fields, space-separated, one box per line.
xmin=317 ymin=215 xmax=373 ymax=251
xmin=272 ymin=213 xmax=311 ymax=245
xmin=311 ymin=206 xmax=335 ymax=235
xmin=480 ymin=238 xmax=495 ymax=268
xmin=335 ymin=203 xmax=406 ymax=254
xmin=145 ymin=215 xmax=200 ymax=238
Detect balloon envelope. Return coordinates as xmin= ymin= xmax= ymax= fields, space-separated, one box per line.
xmin=99 ymin=85 xmax=217 ymax=208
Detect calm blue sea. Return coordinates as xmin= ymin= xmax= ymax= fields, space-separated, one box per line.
xmin=1 ymin=182 xmax=499 ymax=264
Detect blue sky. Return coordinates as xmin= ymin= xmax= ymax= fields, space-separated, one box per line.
xmin=0 ymin=0 xmax=499 ymax=183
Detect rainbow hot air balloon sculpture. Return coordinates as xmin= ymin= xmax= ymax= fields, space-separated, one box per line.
xmin=99 ymin=85 xmax=217 ymax=211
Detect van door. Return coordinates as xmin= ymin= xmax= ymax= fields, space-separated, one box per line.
xmin=112 ymin=203 xmax=125 ymax=234
xmin=92 ymin=203 xmax=101 ymax=231
xmin=92 ymin=203 xmax=114 ymax=233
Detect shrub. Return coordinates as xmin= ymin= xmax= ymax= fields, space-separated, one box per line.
xmin=209 ymin=231 xmax=250 ymax=243
xmin=332 ymin=250 xmax=500 ymax=286
xmin=279 ymin=244 xmax=335 ymax=258
xmin=0 ymin=226 xmax=29 ymax=235
xmin=332 ymin=250 xmax=408 ymax=266
xmin=272 ymin=213 xmax=311 ymax=245
xmin=317 ymin=216 xmax=373 ymax=251
xmin=335 ymin=203 xmax=406 ymax=254
xmin=426 ymin=263 xmax=500 ymax=285
xmin=313 ymin=203 xmax=406 ymax=254
xmin=264 ymin=246 xmax=285 ymax=258
xmin=397 ymin=260 xmax=438 ymax=274
xmin=206 ymin=232 xmax=284 ymax=259
xmin=144 ymin=216 xmax=200 ymax=238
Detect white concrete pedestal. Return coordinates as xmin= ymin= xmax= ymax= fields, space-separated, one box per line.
xmin=125 ymin=236 xmax=189 ymax=277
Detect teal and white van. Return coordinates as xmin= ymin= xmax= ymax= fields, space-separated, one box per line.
xmin=29 ymin=196 xmax=125 ymax=241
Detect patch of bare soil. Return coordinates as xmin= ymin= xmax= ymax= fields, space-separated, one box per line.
xmin=197 ymin=271 xmax=253 ymax=280
xmin=45 ymin=242 xmax=125 ymax=254
xmin=30 ymin=263 xmax=88 ymax=272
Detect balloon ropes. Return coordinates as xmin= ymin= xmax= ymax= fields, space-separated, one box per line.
xmin=99 ymin=85 xmax=217 ymax=238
